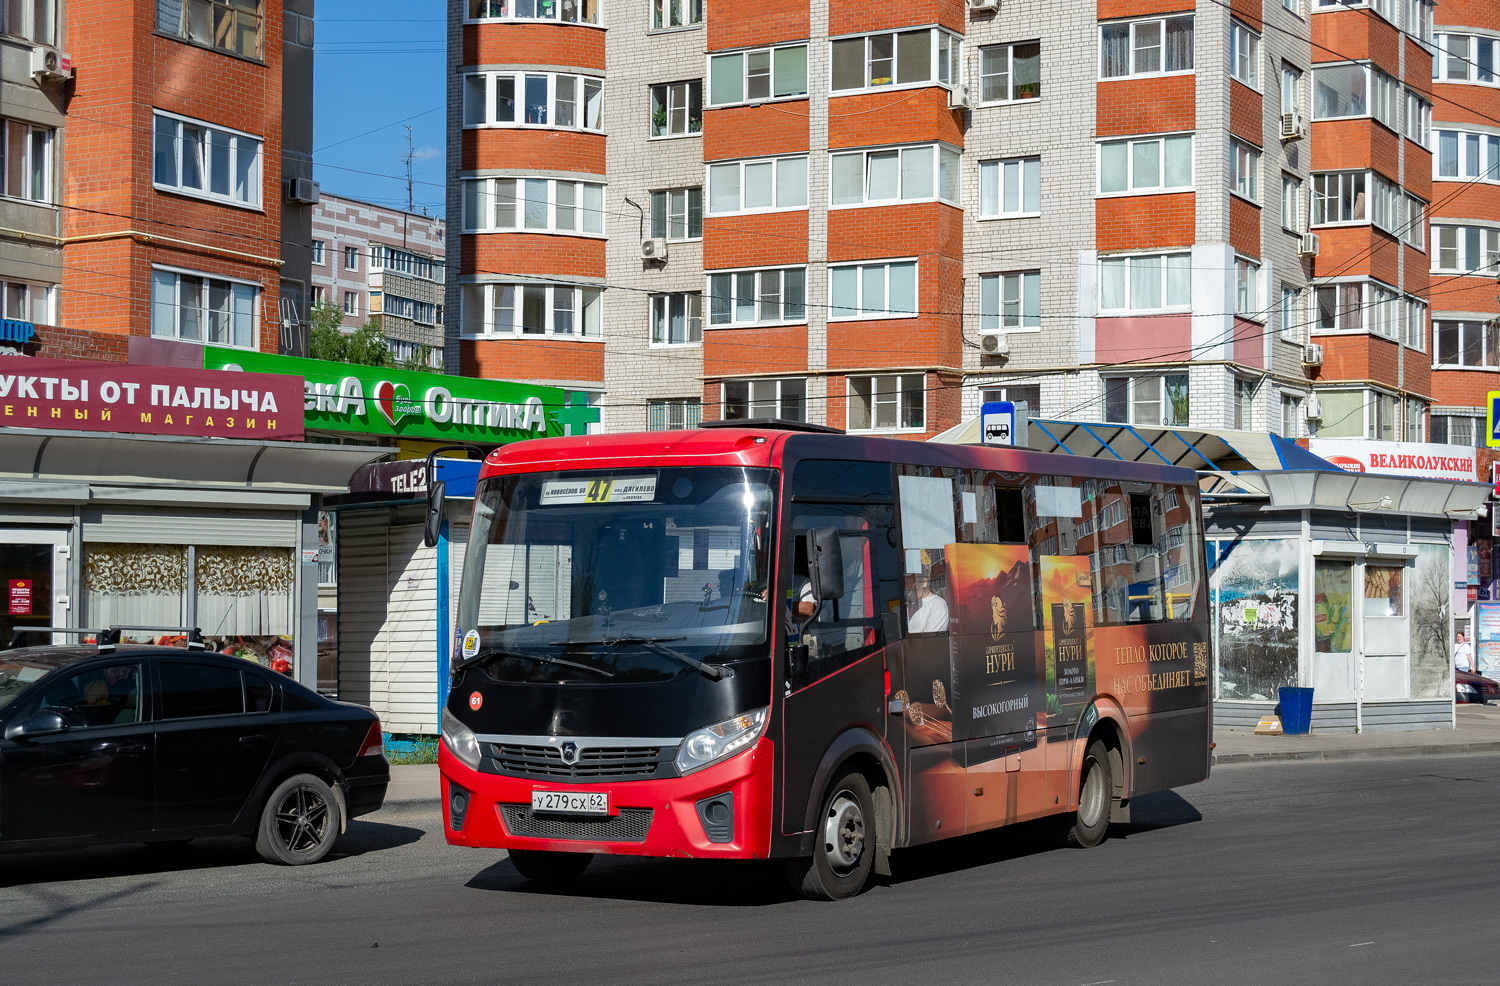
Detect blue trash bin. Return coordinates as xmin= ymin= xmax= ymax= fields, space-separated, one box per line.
xmin=1278 ymin=686 xmax=1314 ymax=735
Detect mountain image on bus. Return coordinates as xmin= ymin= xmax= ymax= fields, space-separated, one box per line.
xmin=435 ymin=421 xmax=1212 ymax=899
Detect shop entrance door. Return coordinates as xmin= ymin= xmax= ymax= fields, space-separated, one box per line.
xmin=0 ymin=531 xmax=70 ymax=646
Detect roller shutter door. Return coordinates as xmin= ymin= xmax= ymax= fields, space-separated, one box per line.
xmin=338 ymin=506 xmax=440 ymax=733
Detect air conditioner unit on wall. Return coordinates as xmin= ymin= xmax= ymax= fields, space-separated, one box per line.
xmin=641 ymin=237 xmax=669 ymax=261
xmin=1298 ymin=233 xmax=1321 ymax=258
xmin=949 ymin=84 xmax=971 ymax=110
xmin=1305 ymin=396 xmax=1324 ymax=420
xmin=30 ymin=46 xmax=72 ymax=83
xmin=1302 ymin=343 xmax=1323 ymax=366
xmin=285 ymin=178 xmax=321 ymax=204
xmin=1280 ymin=111 xmax=1306 ymax=142
xmin=968 ymin=0 xmax=999 ymax=10
xmin=980 ymin=333 xmax=1008 ymax=355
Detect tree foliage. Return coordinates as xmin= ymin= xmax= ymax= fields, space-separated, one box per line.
xmin=306 ymin=301 xmax=440 ymax=374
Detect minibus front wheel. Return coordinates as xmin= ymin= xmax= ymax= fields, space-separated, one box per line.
xmin=785 ymin=765 xmax=876 ymax=900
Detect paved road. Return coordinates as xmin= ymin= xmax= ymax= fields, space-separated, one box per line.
xmin=4 ymin=755 xmax=1498 ymax=986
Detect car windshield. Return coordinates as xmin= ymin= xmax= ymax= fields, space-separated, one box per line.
xmin=457 ymin=466 xmax=777 ymax=683
xmin=0 ymin=653 xmax=71 ymax=715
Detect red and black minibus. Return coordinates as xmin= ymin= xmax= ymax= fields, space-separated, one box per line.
xmin=437 ymin=422 xmax=1211 ymax=899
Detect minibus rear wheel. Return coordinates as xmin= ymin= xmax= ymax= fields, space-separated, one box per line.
xmin=507 ymin=848 xmax=592 ymax=883
xmin=1066 ymin=740 xmax=1112 ymax=848
xmin=786 ymin=766 xmax=876 ymax=900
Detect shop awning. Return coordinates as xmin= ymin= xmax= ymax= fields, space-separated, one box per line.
xmin=930 ymin=417 xmax=1339 ymax=473
xmin=1228 ymin=468 xmax=1493 ymax=519
xmin=0 ymin=429 xmax=386 ymax=506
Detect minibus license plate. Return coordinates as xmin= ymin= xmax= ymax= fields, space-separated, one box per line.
xmin=532 ymin=790 xmax=609 ymax=815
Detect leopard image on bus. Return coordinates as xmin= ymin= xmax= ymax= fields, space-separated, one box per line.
xmin=436 ymin=421 xmax=1211 ymax=899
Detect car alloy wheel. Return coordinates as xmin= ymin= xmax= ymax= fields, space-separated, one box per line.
xmin=276 ymin=785 xmax=332 ymax=855
xmin=256 ymin=773 xmax=343 ymax=865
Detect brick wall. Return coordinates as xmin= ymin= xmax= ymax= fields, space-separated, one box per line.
xmin=462 ymin=130 xmax=607 ymax=173
xmin=1229 ymin=195 xmax=1261 ymax=258
xmin=708 ymin=0 xmax=809 ymax=50
xmin=1097 ymin=75 xmax=1194 ymax=137
xmin=62 ymin=0 xmax=285 ymax=349
xmin=465 ymin=234 xmax=607 ymax=280
xmin=1312 ymin=7 xmax=1400 ymax=74
xmin=461 ymin=337 xmax=604 ymax=385
xmin=829 ymin=0 xmax=965 ymax=36
xmin=704 ymin=212 xmax=811 ymax=268
xmin=1097 ymin=193 xmax=1196 ymax=251
xmin=829 ymin=89 xmax=964 ymax=150
xmin=705 ymin=102 xmax=811 ymax=161
xmin=462 ymin=23 xmax=606 ymax=69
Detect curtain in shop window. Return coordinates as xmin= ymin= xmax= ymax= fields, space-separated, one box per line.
xmin=195 ymin=546 xmax=295 ymax=637
xmin=84 ymin=544 xmax=187 ymax=638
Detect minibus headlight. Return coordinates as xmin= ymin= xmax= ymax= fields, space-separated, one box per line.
xmin=441 ymin=707 xmax=483 ymax=771
xmin=675 ymin=708 xmax=768 ymax=775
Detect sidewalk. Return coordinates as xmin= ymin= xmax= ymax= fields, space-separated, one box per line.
xmin=1213 ymin=704 xmax=1500 ymax=764
xmin=384 ymin=763 xmax=441 ymax=808
xmin=376 ymin=707 xmax=1500 ymax=808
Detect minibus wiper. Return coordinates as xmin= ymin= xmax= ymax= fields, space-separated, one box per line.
xmin=462 ymin=648 xmax=615 ymax=679
xmin=552 ymin=636 xmax=731 ymax=681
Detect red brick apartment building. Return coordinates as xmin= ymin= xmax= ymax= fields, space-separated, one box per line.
xmin=1428 ymin=0 xmax=1500 ymax=447
xmin=448 ymin=1 xmax=1466 ymax=445
xmin=1 ymin=1 xmax=316 ymax=362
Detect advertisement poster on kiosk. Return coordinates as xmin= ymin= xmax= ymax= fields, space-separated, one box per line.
xmin=1476 ymin=602 xmax=1500 ymax=680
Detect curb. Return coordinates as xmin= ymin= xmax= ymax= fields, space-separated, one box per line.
xmin=1213 ymin=741 xmax=1500 ymax=765
xmin=379 ymin=795 xmax=440 ymax=810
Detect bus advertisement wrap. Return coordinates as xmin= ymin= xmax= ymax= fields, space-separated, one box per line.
xmin=1042 ymin=555 xmax=1095 ymax=725
xmin=946 ymin=543 xmax=1040 ymax=747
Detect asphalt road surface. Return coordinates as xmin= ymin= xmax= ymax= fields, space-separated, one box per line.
xmin=4 ymin=755 xmax=1498 ymax=986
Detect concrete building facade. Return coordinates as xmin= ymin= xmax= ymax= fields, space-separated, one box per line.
xmin=309 ymin=193 xmax=447 ymax=367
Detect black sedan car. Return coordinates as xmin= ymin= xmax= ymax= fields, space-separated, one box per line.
xmin=0 ymin=643 xmax=388 ymax=863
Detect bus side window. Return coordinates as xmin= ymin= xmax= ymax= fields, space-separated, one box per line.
xmin=1165 ymin=484 xmax=1202 ymax=620
xmin=790 ymin=505 xmax=902 ymax=674
xmin=1027 ymin=476 xmax=1088 ymax=630
xmin=1091 ymin=483 xmax=1130 ymax=625
xmin=1116 ymin=486 xmax=1166 ymax=623
xmin=955 ymin=470 xmax=1026 ymax=545
xmin=897 ymin=470 xmax=958 ymax=635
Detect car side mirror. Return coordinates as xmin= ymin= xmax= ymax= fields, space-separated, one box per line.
xmin=805 ymin=527 xmax=845 ymax=603
xmin=4 ymin=709 xmax=68 ymax=742
xmin=424 ymin=479 xmax=446 ymax=548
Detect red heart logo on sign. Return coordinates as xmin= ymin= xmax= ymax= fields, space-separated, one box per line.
xmin=371 ymin=380 xmax=416 ymax=426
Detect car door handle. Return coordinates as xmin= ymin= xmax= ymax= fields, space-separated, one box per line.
xmin=94 ymin=741 xmax=146 ymax=756
xmin=238 ymin=734 xmax=269 ymax=745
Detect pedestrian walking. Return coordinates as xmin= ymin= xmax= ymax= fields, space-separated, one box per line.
xmin=1454 ymin=630 xmax=1475 ymax=673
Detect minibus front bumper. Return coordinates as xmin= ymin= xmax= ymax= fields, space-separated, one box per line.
xmin=438 ymin=740 xmax=775 ymax=859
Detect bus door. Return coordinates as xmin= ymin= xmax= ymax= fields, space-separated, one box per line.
xmin=779 ymin=498 xmax=901 ymax=839
xmin=892 ymin=468 xmax=969 ymax=843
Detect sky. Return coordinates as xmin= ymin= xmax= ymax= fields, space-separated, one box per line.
xmin=312 ymin=1 xmax=447 ymax=218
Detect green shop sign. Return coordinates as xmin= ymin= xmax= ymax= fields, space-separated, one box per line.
xmin=203 ymin=347 xmax=566 ymax=443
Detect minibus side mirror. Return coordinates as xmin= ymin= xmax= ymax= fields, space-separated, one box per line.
xmin=424 ymin=480 xmax=446 ymax=548
xmin=806 ymin=527 xmax=845 ymax=603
